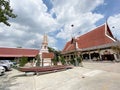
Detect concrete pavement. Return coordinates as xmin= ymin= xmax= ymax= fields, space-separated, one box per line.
xmin=0 ymin=62 xmax=120 ymax=90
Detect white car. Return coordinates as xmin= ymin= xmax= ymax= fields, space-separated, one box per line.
xmin=0 ymin=66 xmax=5 ymax=75
xmin=1 ymin=60 xmax=14 ymax=66
xmin=0 ymin=60 xmax=12 ymax=71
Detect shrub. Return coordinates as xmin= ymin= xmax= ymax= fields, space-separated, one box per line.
xmin=60 ymin=56 xmax=66 ymax=65
xmin=19 ymin=57 xmax=28 ymax=67
xmin=77 ymin=56 xmax=82 ymax=63
xmin=52 ymin=57 xmax=58 ymax=65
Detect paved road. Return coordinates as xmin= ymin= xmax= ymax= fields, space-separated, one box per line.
xmin=0 ymin=62 xmax=120 ymax=90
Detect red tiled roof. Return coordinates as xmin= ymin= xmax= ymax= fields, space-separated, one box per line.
xmin=62 ymin=38 xmax=76 ymax=52
xmin=63 ymin=23 xmax=116 ymax=52
xmin=0 ymin=47 xmax=39 ymax=57
xmin=42 ymin=52 xmax=54 ymax=59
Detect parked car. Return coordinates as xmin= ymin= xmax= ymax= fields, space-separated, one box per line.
xmin=0 ymin=60 xmax=12 ymax=71
xmin=2 ymin=60 xmax=14 ymax=66
xmin=0 ymin=66 xmax=5 ymax=75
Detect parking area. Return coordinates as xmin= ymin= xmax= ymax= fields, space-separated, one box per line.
xmin=0 ymin=61 xmax=120 ymax=90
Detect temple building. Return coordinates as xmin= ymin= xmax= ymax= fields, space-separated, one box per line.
xmin=0 ymin=34 xmax=54 ymax=66
xmin=62 ymin=23 xmax=120 ymax=63
xmin=39 ymin=34 xmax=54 ymax=66
xmin=0 ymin=47 xmax=39 ymax=60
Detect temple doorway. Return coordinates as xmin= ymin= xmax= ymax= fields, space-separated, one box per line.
xmin=90 ymin=52 xmax=100 ymax=60
xmin=83 ymin=53 xmax=89 ymax=60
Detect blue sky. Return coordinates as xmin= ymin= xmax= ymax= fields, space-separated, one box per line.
xmin=0 ymin=0 xmax=120 ymax=50
xmin=94 ymin=0 xmax=120 ymax=25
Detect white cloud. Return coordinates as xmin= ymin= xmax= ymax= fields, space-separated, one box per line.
xmin=1 ymin=0 xmax=111 ymax=50
xmin=48 ymin=36 xmax=57 ymax=47
xmin=0 ymin=0 xmax=60 ymax=49
xmin=10 ymin=0 xmax=59 ymax=33
xmin=52 ymin=0 xmax=104 ymax=40
xmin=51 ymin=0 xmax=104 ymax=14
xmin=108 ymin=14 xmax=120 ymax=40
xmin=0 ymin=23 xmax=40 ymax=48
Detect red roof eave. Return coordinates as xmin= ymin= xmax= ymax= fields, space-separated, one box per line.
xmin=0 ymin=47 xmax=39 ymax=58
xmin=0 ymin=55 xmax=37 ymax=57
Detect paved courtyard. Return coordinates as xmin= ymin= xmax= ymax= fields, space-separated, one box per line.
xmin=83 ymin=61 xmax=120 ymax=73
xmin=0 ymin=61 xmax=120 ymax=90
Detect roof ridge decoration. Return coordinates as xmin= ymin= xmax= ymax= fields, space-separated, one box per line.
xmin=105 ymin=22 xmax=116 ymax=42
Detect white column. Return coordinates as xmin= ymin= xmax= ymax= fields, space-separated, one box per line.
xmin=89 ymin=53 xmax=91 ymax=61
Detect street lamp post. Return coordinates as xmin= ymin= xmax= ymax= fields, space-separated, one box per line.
xmin=70 ymin=24 xmax=83 ymax=66
xmin=70 ymin=24 xmax=79 ymax=66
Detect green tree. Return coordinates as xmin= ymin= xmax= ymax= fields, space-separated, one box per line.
xmin=52 ymin=57 xmax=58 ymax=65
xmin=59 ymin=56 xmax=66 ymax=65
xmin=0 ymin=0 xmax=17 ymax=26
xmin=77 ymin=55 xmax=83 ymax=67
xmin=48 ymin=47 xmax=61 ymax=65
xmin=19 ymin=57 xmax=28 ymax=67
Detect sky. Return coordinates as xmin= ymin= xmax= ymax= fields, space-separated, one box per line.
xmin=0 ymin=0 xmax=120 ymax=50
